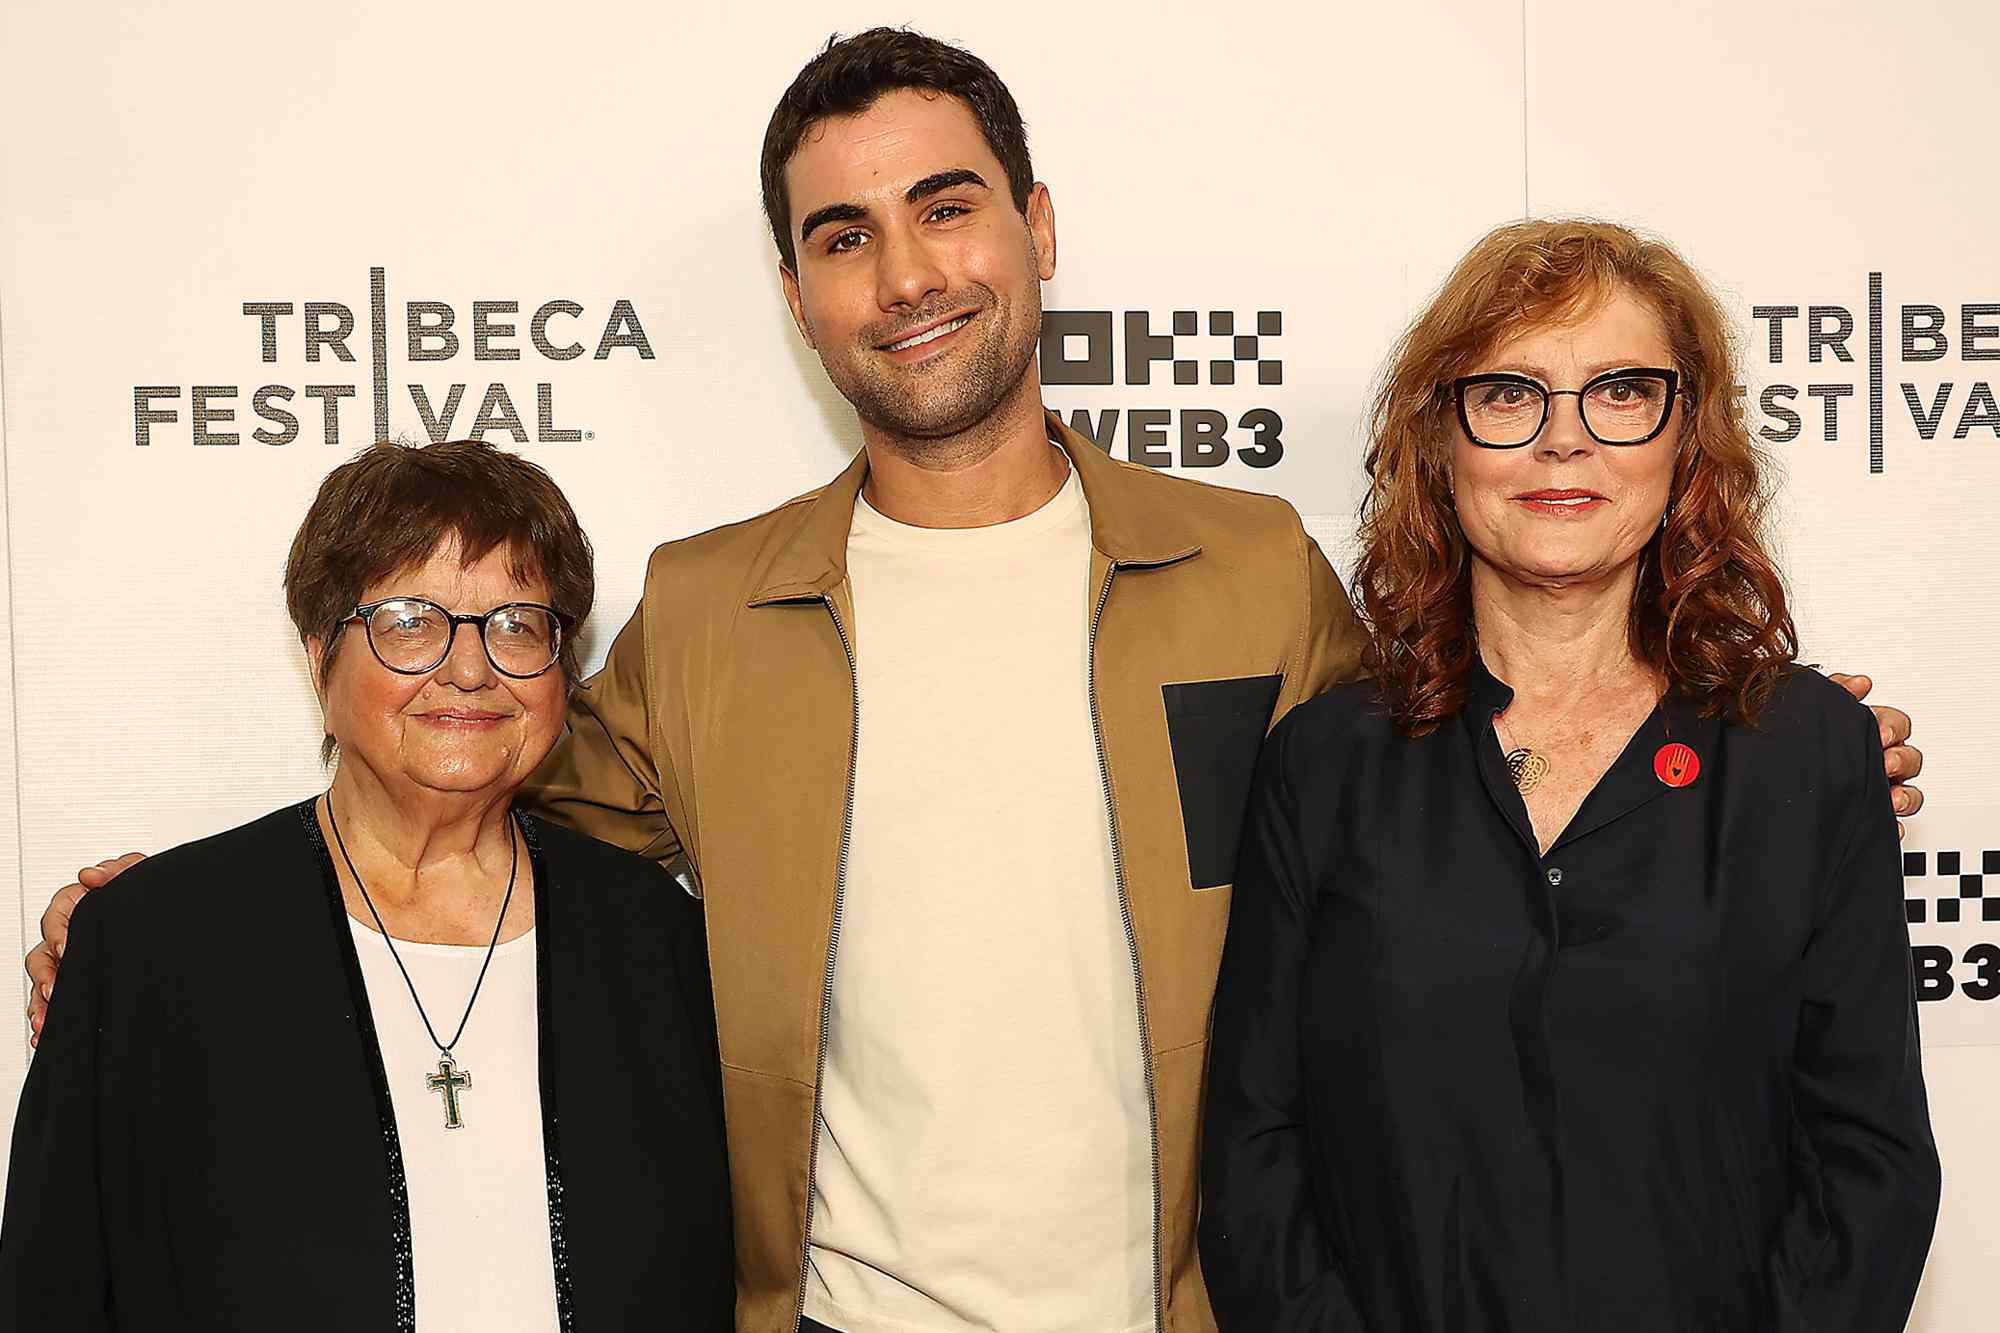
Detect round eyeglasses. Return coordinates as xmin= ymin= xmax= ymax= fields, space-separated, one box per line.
xmin=1451 ymin=367 xmax=1685 ymax=448
xmin=343 ymin=597 xmax=565 ymax=680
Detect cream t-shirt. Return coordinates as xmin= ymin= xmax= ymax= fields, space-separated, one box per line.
xmin=349 ymin=919 xmax=558 ymax=1332
xmin=803 ymin=467 xmax=1154 ymax=1333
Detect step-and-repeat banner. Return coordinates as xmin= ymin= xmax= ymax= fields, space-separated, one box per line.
xmin=2 ymin=1 xmax=1994 ymax=1322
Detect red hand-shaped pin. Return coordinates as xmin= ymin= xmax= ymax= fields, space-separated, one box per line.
xmin=1654 ymin=742 xmax=1700 ymax=788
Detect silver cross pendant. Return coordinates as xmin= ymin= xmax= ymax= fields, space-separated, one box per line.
xmin=426 ymin=1053 xmax=472 ymax=1130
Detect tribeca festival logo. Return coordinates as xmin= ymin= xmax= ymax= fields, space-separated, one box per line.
xmin=1745 ymin=274 xmax=2000 ymax=472
xmin=1905 ymin=848 xmax=2000 ymax=1003
xmin=1038 ymin=309 xmax=1286 ymax=469
xmin=131 ymin=266 xmax=655 ymax=447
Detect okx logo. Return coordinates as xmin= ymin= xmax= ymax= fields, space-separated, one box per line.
xmin=1746 ymin=274 xmax=2000 ymax=472
xmin=1905 ymin=848 xmax=2000 ymax=1002
xmin=1039 ymin=309 xmax=1286 ymax=469
xmin=132 ymin=266 xmax=655 ymax=447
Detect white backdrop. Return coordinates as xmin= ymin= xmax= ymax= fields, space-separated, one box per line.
xmin=1 ymin=0 xmax=1994 ymax=1323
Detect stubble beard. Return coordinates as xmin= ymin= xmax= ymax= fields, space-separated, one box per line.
xmin=823 ymin=282 xmax=1043 ymax=466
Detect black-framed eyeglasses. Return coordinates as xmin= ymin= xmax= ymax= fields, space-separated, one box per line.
xmin=1451 ymin=367 xmax=1685 ymax=448
xmin=342 ymin=597 xmax=566 ymax=680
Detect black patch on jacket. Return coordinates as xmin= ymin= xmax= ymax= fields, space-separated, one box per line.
xmin=1162 ymin=673 xmax=1283 ymax=889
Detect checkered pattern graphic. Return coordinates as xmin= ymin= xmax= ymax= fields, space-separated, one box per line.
xmin=1040 ymin=308 xmax=1287 ymax=390
xmin=1139 ymin=309 xmax=1286 ymax=387
xmin=1196 ymin=310 xmax=1283 ymax=386
xmin=1903 ymin=850 xmax=2000 ymax=924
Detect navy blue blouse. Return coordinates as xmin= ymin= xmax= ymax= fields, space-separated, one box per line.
xmin=1200 ymin=664 xmax=1938 ymax=1332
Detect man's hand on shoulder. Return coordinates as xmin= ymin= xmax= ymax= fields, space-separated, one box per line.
xmin=1829 ymin=673 xmax=1924 ymax=837
xmin=24 ymin=853 xmax=146 ymax=1045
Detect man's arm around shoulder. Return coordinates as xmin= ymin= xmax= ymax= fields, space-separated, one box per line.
xmin=1275 ymin=506 xmax=1368 ymax=723
xmin=524 ymin=548 xmax=686 ymax=871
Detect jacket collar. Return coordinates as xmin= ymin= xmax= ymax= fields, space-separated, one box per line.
xmin=748 ymin=409 xmax=1202 ymax=605
xmin=1052 ymin=411 xmax=1204 ymax=567
xmin=746 ymin=447 xmax=870 ymax=606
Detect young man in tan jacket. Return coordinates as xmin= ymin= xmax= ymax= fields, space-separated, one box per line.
xmin=27 ymin=26 xmax=1923 ymax=1333
xmin=525 ymin=33 xmax=1363 ymax=1331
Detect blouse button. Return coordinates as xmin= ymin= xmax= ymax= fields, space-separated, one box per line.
xmin=1546 ymin=867 xmax=1564 ymax=886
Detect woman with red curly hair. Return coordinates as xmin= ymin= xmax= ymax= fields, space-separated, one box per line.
xmin=1199 ymin=220 xmax=1939 ymax=1332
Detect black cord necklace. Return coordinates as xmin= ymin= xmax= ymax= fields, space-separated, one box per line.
xmin=324 ymin=793 xmax=520 ymax=1131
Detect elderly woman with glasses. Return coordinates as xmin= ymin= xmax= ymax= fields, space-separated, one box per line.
xmin=1 ymin=441 xmax=732 ymax=1329
xmin=1199 ymin=220 xmax=1940 ymax=1332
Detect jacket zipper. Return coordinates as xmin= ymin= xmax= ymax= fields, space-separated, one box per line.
xmin=1088 ymin=561 xmax=1167 ymax=1333
xmin=794 ymin=592 xmax=861 ymax=1330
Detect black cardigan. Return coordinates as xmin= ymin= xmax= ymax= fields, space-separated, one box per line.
xmin=1 ymin=800 xmax=733 ymax=1330
xmin=1200 ymin=665 xmax=1939 ymax=1332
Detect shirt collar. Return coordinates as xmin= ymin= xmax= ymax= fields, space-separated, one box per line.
xmin=1463 ymin=652 xmax=1717 ymax=855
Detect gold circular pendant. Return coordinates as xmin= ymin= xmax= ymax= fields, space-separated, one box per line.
xmin=1505 ymin=747 xmax=1550 ymax=795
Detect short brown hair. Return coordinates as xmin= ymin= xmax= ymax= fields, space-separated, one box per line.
xmin=284 ymin=439 xmax=595 ymax=760
xmin=1355 ymin=218 xmax=1797 ymax=734
xmin=760 ymin=27 xmax=1034 ymax=269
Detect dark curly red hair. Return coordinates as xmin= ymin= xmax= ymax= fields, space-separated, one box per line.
xmin=1354 ymin=218 xmax=1797 ymax=734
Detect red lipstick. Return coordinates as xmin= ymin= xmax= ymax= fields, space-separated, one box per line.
xmin=1512 ymin=488 xmax=1609 ymax=515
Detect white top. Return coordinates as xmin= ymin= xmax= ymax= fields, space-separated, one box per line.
xmin=347 ymin=917 xmax=558 ymax=1332
xmin=804 ymin=468 xmax=1155 ymax=1333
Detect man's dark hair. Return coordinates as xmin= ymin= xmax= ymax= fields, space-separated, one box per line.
xmin=760 ymin=27 xmax=1034 ymax=269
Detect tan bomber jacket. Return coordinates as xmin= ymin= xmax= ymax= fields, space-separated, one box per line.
xmin=525 ymin=411 xmax=1368 ymax=1332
